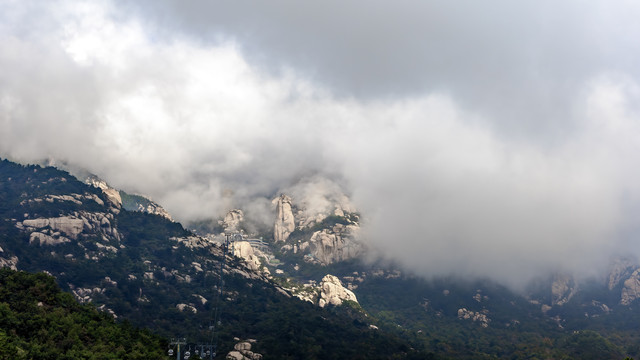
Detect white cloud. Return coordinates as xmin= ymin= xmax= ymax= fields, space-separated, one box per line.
xmin=2 ymin=0 xmax=640 ymax=286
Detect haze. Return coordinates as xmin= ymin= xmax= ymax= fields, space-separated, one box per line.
xmin=2 ymin=0 xmax=640 ymax=286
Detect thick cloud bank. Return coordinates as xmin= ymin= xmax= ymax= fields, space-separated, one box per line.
xmin=2 ymin=0 xmax=640 ymax=285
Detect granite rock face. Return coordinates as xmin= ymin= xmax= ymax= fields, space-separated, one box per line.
xmin=551 ymin=273 xmax=577 ymax=306
xmin=23 ymin=216 xmax=85 ymax=239
xmin=608 ymin=257 xmax=637 ymax=290
xmin=0 ymin=255 xmax=18 ymax=270
xmin=273 ymin=195 xmax=295 ymax=242
xmin=457 ymin=308 xmax=490 ymax=328
xmin=134 ymin=202 xmax=173 ymax=220
xmin=621 ymin=269 xmax=640 ymax=305
xmin=226 ymin=340 xmax=262 ymax=360
xmin=273 ymin=188 xmax=363 ymax=265
xmin=318 ymin=274 xmax=358 ymax=308
xmin=19 ymin=211 xmax=121 ymax=244
xmin=86 ymin=177 xmax=122 ymax=208
xmin=29 ymin=232 xmax=70 ymax=246
xmin=222 ymin=209 xmax=244 ymax=232
xmin=306 ymin=224 xmax=362 ymax=265
xmin=233 ymin=241 xmax=262 ymax=272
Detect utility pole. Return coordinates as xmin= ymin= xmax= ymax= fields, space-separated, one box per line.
xmin=169 ymin=338 xmax=186 ymax=360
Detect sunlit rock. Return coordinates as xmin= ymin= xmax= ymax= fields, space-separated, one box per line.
xmin=457 ymin=308 xmax=490 ymax=328
xmin=318 ymin=274 xmax=358 ymax=308
xmin=23 ymin=216 xmax=84 ymax=239
xmin=306 ymin=224 xmax=362 ymax=265
xmin=273 ymin=194 xmax=295 ymax=242
xmin=86 ymin=177 xmax=122 ymax=208
xmin=233 ymin=241 xmax=262 ymax=272
xmin=226 ymin=339 xmax=262 ymax=360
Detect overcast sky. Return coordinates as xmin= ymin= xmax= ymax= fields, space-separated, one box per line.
xmin=2 ymin=0 xmax=640 ymax=286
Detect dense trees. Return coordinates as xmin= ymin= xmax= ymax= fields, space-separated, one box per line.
xmin=0 ymin=268 xmax=165 ymax=359
xmin=3 ymin=158 xmax=640 ymax=359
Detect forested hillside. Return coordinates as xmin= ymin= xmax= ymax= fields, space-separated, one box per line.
xmin=0 ymin=268 xmax=165 ymax=359
xmin=0 ymin=159 xmax=428 ymax=359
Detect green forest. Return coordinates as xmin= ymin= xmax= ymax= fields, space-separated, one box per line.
xmin=0 ymin=268 xmax=165 ymax=359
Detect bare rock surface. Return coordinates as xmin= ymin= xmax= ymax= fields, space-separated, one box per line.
xmin=608 ymin=257 xmax=637 ymax=290
xmin=318 ymin=274 xmax=358 ymax=308
xmin=233 ymin=241 xmax=262 ymax=272
xmin=86 ymin=178 xmax=122 ymax=208
xmin=222 ymin=209 xmax=244 ymax=232
xmin=226 ymin=340 xmax=262 ymax=360
xmin=306 ymin=224 xmax=362 ymax=265
xmin=29 ymin=232 xmax=70 ymax=246
xmin=621 ymin=269 xmax=640 ymax=305
xmin=273 ymin=195 xmax=295 ymax=242
xmin=457 ymin=308 xmax=490 ymax=328
xmin=0 ymin=256 xmax=18 ymax=270
xmin=23 ymin=216 xmax=84 ymax=239
xmin=551 ymin=273 xmax=577 ymax=306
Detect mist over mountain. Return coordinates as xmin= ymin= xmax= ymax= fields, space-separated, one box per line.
xmin=2 ymin=0 xmax=640 ymax=287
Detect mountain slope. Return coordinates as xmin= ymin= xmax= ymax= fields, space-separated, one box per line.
xmin=0 ymin=159 xmax=428 ymax=359
xmin=0 ymin=268 xmax=165 ymax=359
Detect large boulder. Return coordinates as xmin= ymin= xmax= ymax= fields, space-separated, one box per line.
xmin=318 ymin=274 xmax=358 ymax=308
xmin=233 ymin=241 xmax=262 ymax=272
xmin=226 ymin=340 xmax=262 ymax=360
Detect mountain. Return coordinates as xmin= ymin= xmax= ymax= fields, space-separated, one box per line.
xmin=197 ymin=179 xmax=640 ymax=359
xmin=3 ymin=158 xmax=640 ymax=359
xmin=0 ymin=159 xmax=429 ymax=359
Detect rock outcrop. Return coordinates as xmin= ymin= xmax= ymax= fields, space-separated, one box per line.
xmin=621 ymin=269 xmax=640 ymax=305
xmin=318 ymin=274 xmax=358 ymax=308
xmin=29 ymin=232 xmax=70 ymax=246
xmin=233 ymin=241 xmax=262 ymax=272
xmin=457 ymin=308 xmax=490 ymax=328
xmin=20 ymin=193 xmax=104 ymax=207
xmin=86 ymin=177 xmax=122 ymax=208
xmin=273 ymin=195 xmax=295 ymax=242
xmin=23 ymin=216 xmax=85 ymax=239
xmin=176 ymin=303 xmax=197 ymax=313
xmin=226 ymin=340 xmax=262 ymax=360
xmin=0 ymin=255 xmax=18 ymax=270
xmin=19 ymin=211 xmax=121 ymax=243
xmin=272 ymin=187 xmax=363 ymax=265
xmin=551 ymin=273 xmax=577 ymax=306
xmin=71 ymin=286 xmax=105 ymax=304
xmin=608 ymin=257 xmax=637 ymax=290
xmin=306 ymin=224 xmax=362 ymax=265
xmin=133 ymin=201 xmax=172 ymax=220
xmin=222 ymin=209 xmax=244 ymax=232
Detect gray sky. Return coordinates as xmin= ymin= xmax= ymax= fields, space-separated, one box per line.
xmin=2 ymin=0 xmax=640 ymax=286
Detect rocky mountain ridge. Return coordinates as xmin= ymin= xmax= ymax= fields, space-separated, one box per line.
xmin=208 ymin=187 xmax=640 ymax=326
xmin=4 ymin=159 xmax=640 ymax=358
xmin=0 ymin=159 xmax=418 ymax=359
